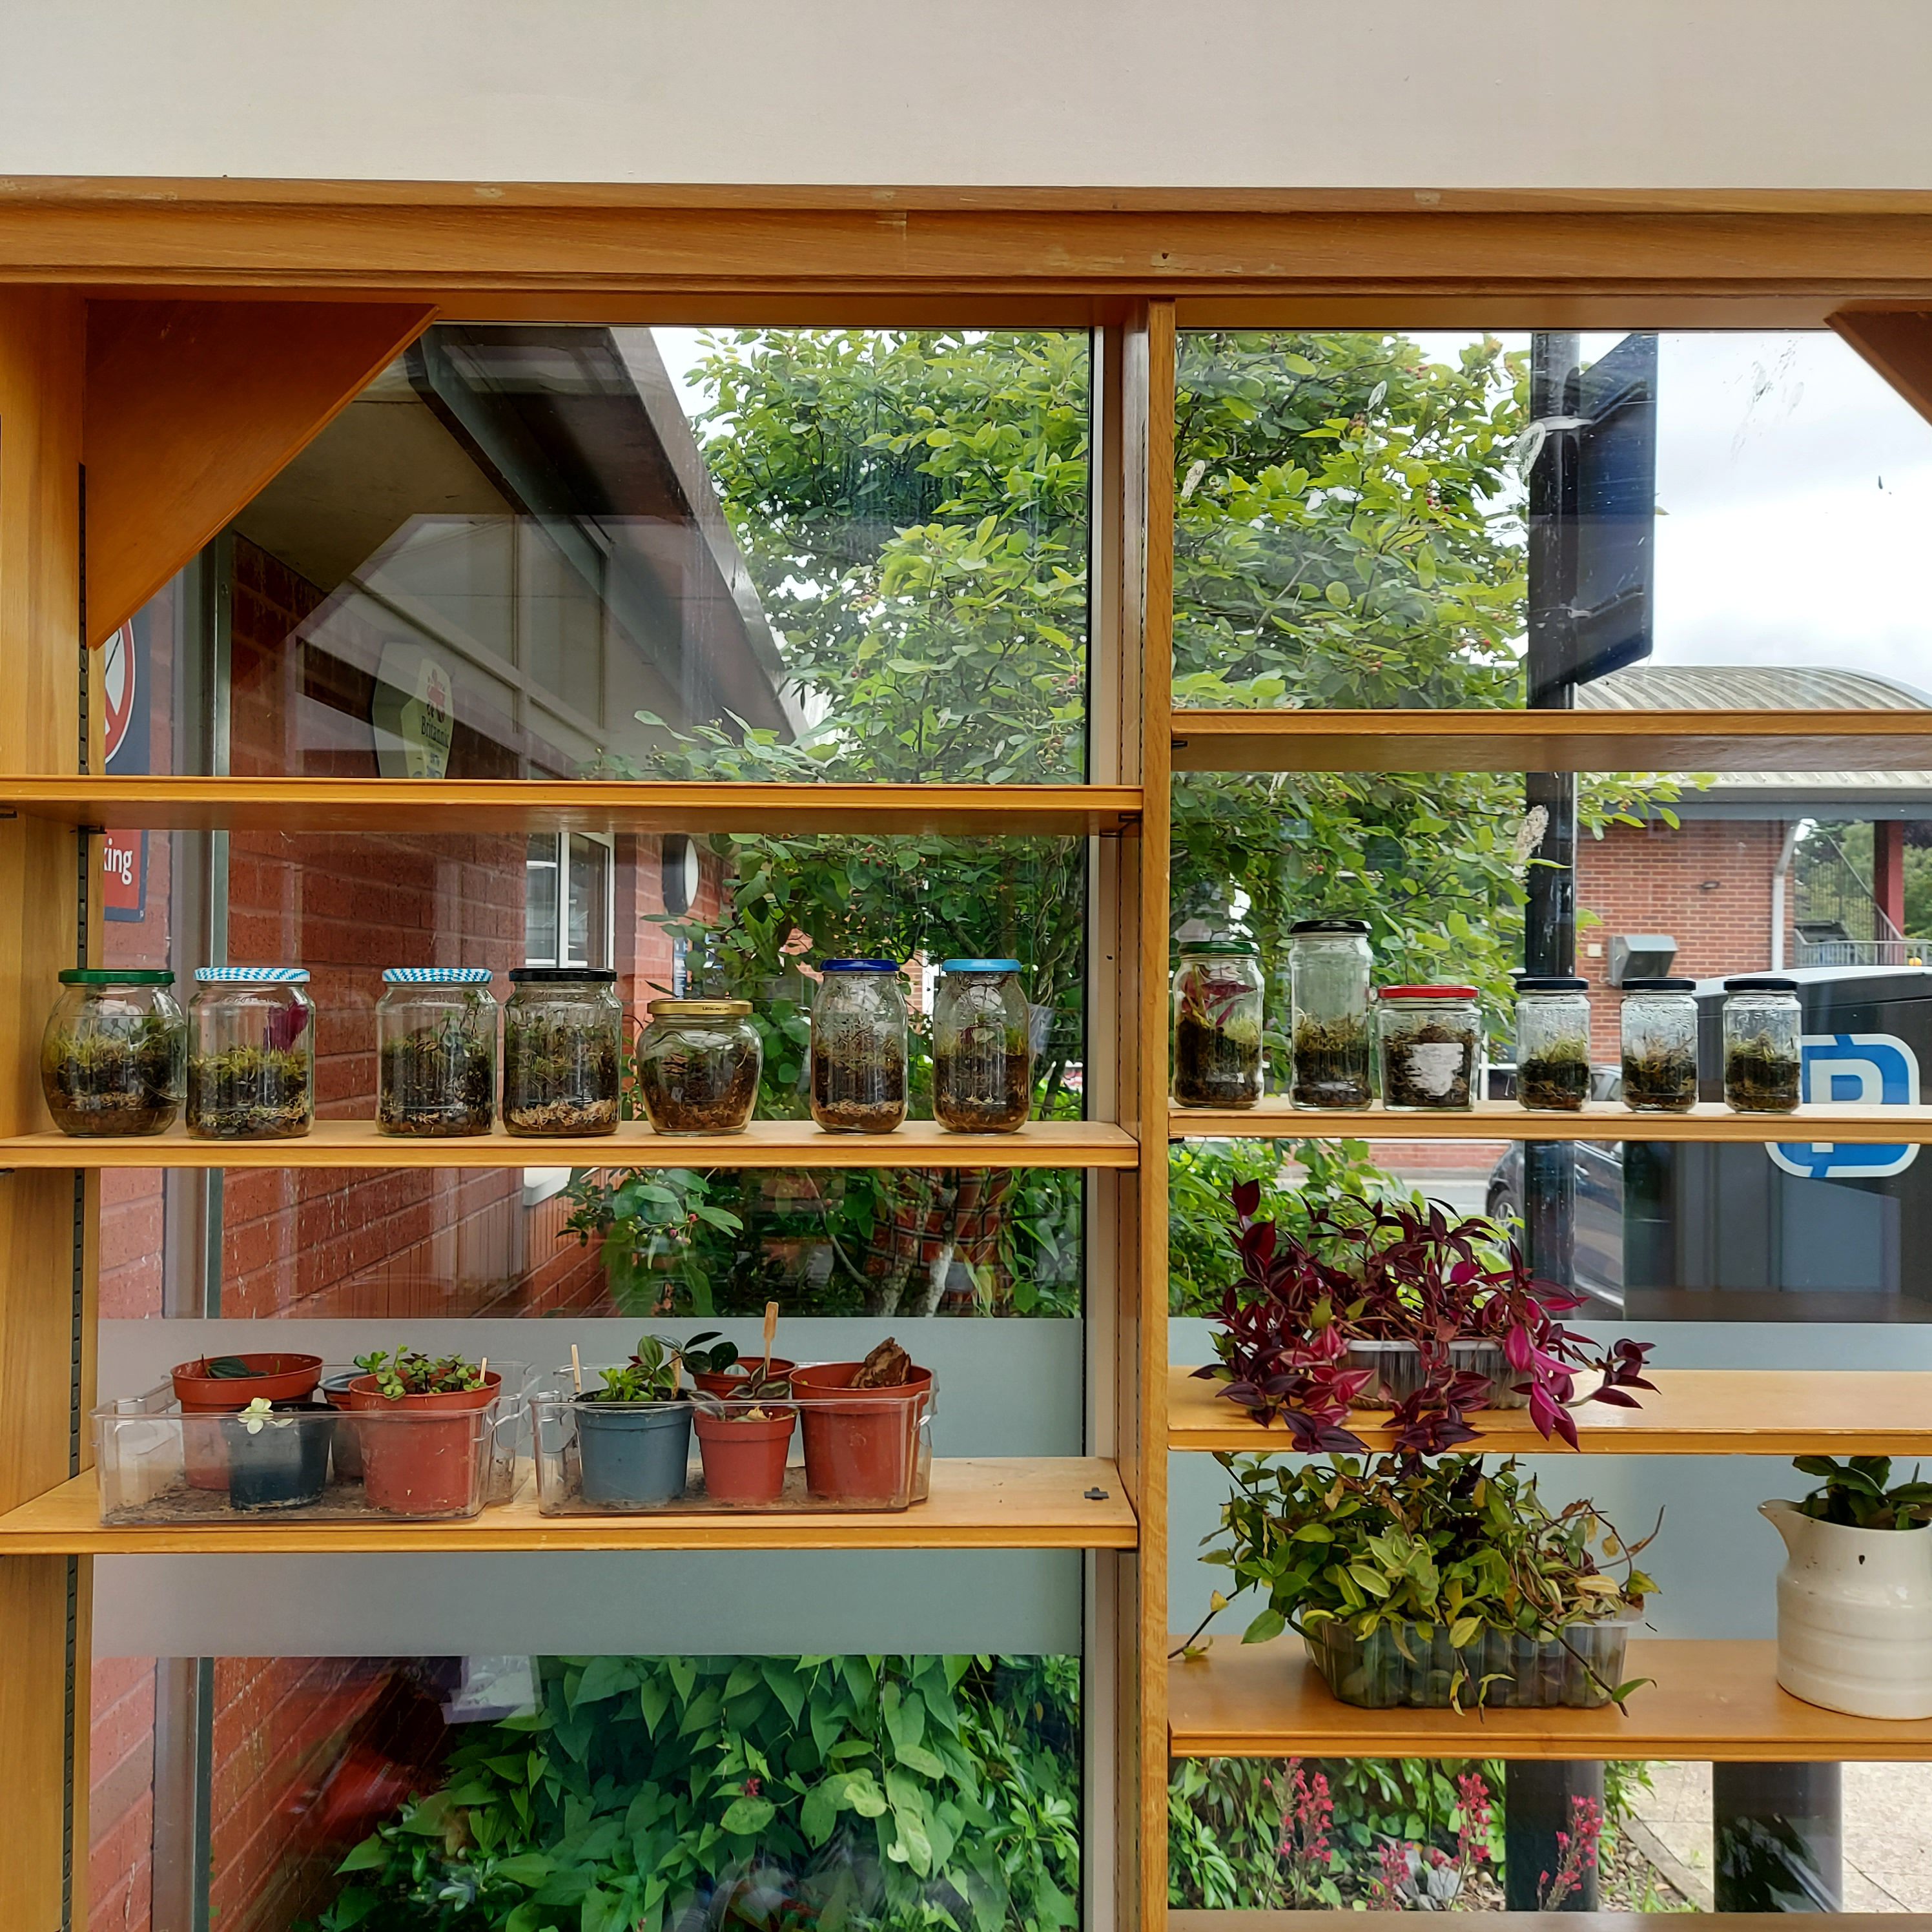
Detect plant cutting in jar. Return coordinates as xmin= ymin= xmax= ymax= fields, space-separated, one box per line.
xmin=1194 ymin=1181 xmax=1656 ymax=1454
xmin=378 ymin=1007 xmax=495 ymax=1136
xmin=1184 ymin=1452 xmax=1660 ymax=1712
xmin=1517 ymin=1035 xmax=1591 ymax=1111
xmin=503 ymin=1004 xmax=621 ymax=1135
xmin=1724 ymin=1031 xmax=1802 ymax=1111
xmin=41 ymin=989 xmax=184 ymax=1135
xmin=1173 ymin=955 xmax=1264 ymax=1108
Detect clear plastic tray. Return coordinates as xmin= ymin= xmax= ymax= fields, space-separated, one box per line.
xmin=531 ymin=1365 xmax=934 ymax=1514
xmin=1341 ymin=1338 xmax=1528 ymax=1410
xmin=92 ymin=1363 xmax=529 ymax=1523
xmin=1303 ymin=1611 xmax=1637 ymax=1709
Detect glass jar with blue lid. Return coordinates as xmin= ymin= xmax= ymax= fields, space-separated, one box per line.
xmin=187 ymin=967 xmax=315 ymax=1140
xmin=932 ymin=959 xmax=1033 ymax=1133
xmin=377 ymin=966 xmax=497 ymax=1137
xmin=810 ymin=960 xmax=909 ymax=1133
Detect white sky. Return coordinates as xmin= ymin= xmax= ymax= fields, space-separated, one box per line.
xmin=652 ymin=325 xmax=1932 ymax=695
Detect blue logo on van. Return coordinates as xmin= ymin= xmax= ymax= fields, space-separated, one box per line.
xmin=1767 ymin=1033 xmax=1920 ymax=1180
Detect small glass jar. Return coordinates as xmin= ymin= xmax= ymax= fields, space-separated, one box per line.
xmin=1288 ymin=918 xmax=1372 ymax=1109
xmin=1378 ymin=985 xmax=1481 ymax=1111
xmin=1514 ymin=976 xmax=1592 ymax=1113
xmin=932 ymin=958 xmax=1033 ymax=1133
xmin=810 ymin=960 xmax=909 ymax=1133
xmin=637 ymin=998 xmax=763 ymax=1135
xmin=41 ymin=968 xmax=186 ymax=1136
xmin=376 ymin=967 xmax=497 ymax=1137
xmin=186 ymin=967 xmax=315 ymax=1140
xmin=1723 ymin=976 xmax=1802 ymax=1113
xmin=1172 ymin=941 xmax=1265 ymax=1110
xmin=1621 ymin=977 xmax=1699 ymax=1113
xmin=503 ymin=967 xmax=623 ymax=1136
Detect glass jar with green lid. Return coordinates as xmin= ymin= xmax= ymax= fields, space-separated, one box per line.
xmin=1172 ymin=941 xmax=1265 ymax=1109
xmin=638 ymin=998 xmax=763 ymax=1135
xmin=932 ymin=959 xmax=1033 ymax=1133
xmin=503 ymin=967 xmax=622 ymax=1136
xmin=41 ymin=969 xmax=186 ymax=1137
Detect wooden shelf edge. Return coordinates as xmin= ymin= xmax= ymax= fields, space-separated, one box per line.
xmin=0 ymin=1459 xmax=1137 ymax=1554
xmin=1168 ymin=1100 xmax=1932 ymax=1144
xmin=1169 ymin=1917 xmax=1898 ymax=1930
xmin=0 ymin=1116 xmax=1138 ymax=1170
xmin=1168 ymin=1366 xmax=1932 ymax=1457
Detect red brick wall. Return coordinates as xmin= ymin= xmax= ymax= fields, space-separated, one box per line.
xmin=1576 ymin=816 xmax=1785 ymax=1059
xmin=89 ymin=1658 xmax=157 ymax=1932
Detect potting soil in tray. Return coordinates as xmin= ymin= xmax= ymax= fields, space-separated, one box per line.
xmin=540 ymin=1465 xmax=925 ymax=1514
xmin=98 ymin=1478 xmax=493 ymax=1525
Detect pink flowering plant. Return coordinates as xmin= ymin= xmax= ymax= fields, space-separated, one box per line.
xmin=1195 ymin=1182 xmax=1656 ymax=1455
xmin=1539 ymin=1793 xmax=1604 ymax=1909
xmin=1275 ymin=1760 xmax=1342 ymax=1907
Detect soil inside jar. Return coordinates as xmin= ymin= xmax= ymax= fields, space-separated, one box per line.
xmin=1518 ymin=1040 xmax=1590 ymax=1111
xmin=811 ymin=1040 xmax=907 ymax=1133
xmin=1382 ymin=1022 xmax=1476 ymax=1109
xmin=933 ymin=1045 xmax=1031 ymax=1133
xmin=503 ymin=1018 xmax=620 ymax=1135
xmin=1725 ymin=1033 xmax=1802 ymax=1111
xmin=1623 ymin=1045 xmax=1698 ymax=1112
xmin=41 ymin=1026 xmax=180 ymax=1134
xmin=378 ymin=1025 xmax=495 ymax=1136
xmin=1173 ymin=1011 xmax=1262 ymax=1107
xmin=642 ymin=1041 xmax=761 ymax=1133
xmin=187 ymin=1047 xmax=312 ymax=1138
xmin=1290 ymin=1015 xmax=1372 ymax=1109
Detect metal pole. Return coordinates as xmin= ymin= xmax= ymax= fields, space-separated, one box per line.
xmin=1504 ymin=1760 xmax=1603 ymax=1912
xmin=1714 ymin=1762 xmax=1844 ymax=1912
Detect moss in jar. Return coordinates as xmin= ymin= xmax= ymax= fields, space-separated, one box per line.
xmin=934 ymin=1027 xmax=1031 ymax=1133
xmin=1173 ymin=1011 xmax=1262 ymax=1108
xmin=1725 ymin=1032 xmax=1802 ymax=1112
xmin=642 ymin=1037 xmax=761 ymax=1134
xmin=187 ymin=1045 xmax=312 ymax=1139
xmin=41 ymin=1020 xmax=182 ymax=1135
xmin=378 ymin=1020 xmax=495 ymax=1136
xmin=1623 ymin=1044 xmax=1698 ymax=1112
xmin=810 ymin=1036 xmax=907 ymax=1134
xmin=1518 ymin=1036 xmax=1591 ymax=1111
xmin=504 ymin=1015 xmax=619 ymax=1135
xmin=1382 ymin=1020 xmax=1476 ymax=1109
xmin=1290 ymin=1014 xmax=1372 ymax=1109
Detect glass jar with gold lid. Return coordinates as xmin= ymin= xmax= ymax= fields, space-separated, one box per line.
xmin=636 ymin=997 xmax=763 ymax=1135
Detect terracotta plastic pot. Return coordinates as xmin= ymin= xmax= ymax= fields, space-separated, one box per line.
xmin=344 ymin=1373 xmax=499 ymax=1517
xmin=221 ymin=1402 xmax=334 ymax=1510
xmin=692 ymin=1358 xmax=796 ymax=1399
xmin=172 ymin=1352 xmax=324 ymax=1490
xmin=694 ymin=1406 xmax=796 ymax=1505
xmin=575 ymin=1400 xmax=692 ymax=1506
xmin=790 ymin=1362 xmax=932 ymax=1506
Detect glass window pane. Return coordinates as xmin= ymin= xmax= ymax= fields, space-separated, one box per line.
xmin=524 ymin=832 xmax=560 ymax=963
xmin=567 ymin=832 xmax=611 ymax=969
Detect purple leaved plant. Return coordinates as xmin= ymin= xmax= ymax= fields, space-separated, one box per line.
xmin=1194 ymin=1180 xmax=1656 ymax=1455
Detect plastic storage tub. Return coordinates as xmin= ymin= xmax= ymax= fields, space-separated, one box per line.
xmin=531 ymin=1367 xmax=933 ymax=1514
xmin=92 ymin=1364 xmax=528 ymax=1523
xmin=1303 ymin=1612 xmax=1638 ymax=1709
xmin=1341 ymin=1338 xmax=1528 ymax=1410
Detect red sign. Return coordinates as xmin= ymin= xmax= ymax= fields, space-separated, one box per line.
xmin=102 ymin=829 xmax=146 ymax=920
xmin=101 ymin=622 xmax=138 ymax=767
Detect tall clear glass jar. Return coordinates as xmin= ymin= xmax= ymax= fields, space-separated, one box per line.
xmin=376 ymin=967 xmax=497 ymax=1136
xmin=932 ymin=959 xmax=1033 ymax=1133
xmin=40 ymin=968 xmax=186 ymax=1136
xmin=1288 ymin=918 xmax=1372 ymax=1109
xmin=810 ymin=960 xmax=909 ymax=1133
xmin=1621 ymin=977 xmax=1699 ymax=1113
xmin=637 ymin=998 xmax=763 ymax=1135
xmin=186 ymin=967 xmax=315 ymax=1140
xmin=503 ymin=967 xmax=623 ymax=1136
xmin=1378 ymin=985 xmax=1480 ymax=1111
xmin=1723 ymin=976 xmax=1802 ymax=1113
xmin=1171 ymin=941 xmax=1265 ymax=1110
xmin=1513 ymin=976 xmax=1592 ymax=1112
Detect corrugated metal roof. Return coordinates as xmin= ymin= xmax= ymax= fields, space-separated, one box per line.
xmin=1577 ymin=665 xmax=1932 ymax=712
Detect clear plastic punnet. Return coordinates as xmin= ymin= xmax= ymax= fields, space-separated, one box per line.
xmin=92 ymin=1364 xmax=529 ymax=1523
xmin=531 ymin=1366 xmax=935 ymax=1514
xmin=1340 ymin=1338 xmax=1528 ymax=1411
xmin=1303 ymin=1610 xmax=1639 ymax=1710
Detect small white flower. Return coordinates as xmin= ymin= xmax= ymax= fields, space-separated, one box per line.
xmin=1512 ymin=807 xmax=1549 ymax=869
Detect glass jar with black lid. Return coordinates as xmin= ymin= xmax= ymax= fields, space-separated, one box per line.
xmin=41 ymin=968 xmax=186 ymax=1136
xmin=1513 ymin=976 xmax=1592 ymax=1112
xmin=1288 ymin=918 xmax=1372 ymax=1109
xmin=1620 ymin=977 xmax=1699 ymax=1113
xmin=1723 ymin=976 xmax=1802 ymax=1113
xmin=503 ymin=967 xmax=623 ymax=1136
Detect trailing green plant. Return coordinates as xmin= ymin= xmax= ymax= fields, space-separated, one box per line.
xmin=308 ymin=1654 xmax=1080 ymax=1932
xmin=589 ymin=1335 xmax=686 ymax=1404
xmin=353 ymin=1350 xmax=489 ymax=1400
xmin=1792 ymin=1455 xmax=1932 ymax=1531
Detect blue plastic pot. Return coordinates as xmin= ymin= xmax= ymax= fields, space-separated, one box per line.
xmin=221 ymin=1402 xmax=334 ymax=1510
xmin=575 ymin=1399 xmax=692 ymax=1506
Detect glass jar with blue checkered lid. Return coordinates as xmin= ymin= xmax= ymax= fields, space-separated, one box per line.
xmin=932 ymin=959 xmax=1033 ymax=1133
xmin=186 ymin=967 xmax=315 ymax=1140
xmin=376 ymin=967 xmax=497 ymax=1137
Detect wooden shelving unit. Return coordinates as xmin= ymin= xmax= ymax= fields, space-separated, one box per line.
xmin=0 ymin=1116 xmax=1138 ymax=1170
xmin=1170 ymin=1366 xmax=1932 ymax=1456
xmin=0 ymin=1459 xmax=1138 ymax=1554
xmin=1169 ymin=1637 xmax=1932 ymax=1762
xmin=1170 ymin=1915 xmax=1895 ymax=1930
xmin=1167 ymin=1098 xmax=1932 ymax=1144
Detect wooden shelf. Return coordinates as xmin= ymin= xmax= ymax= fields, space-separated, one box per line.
xmin=0 ymin=1116 xmax=1136 ymax=1170
xmin=0 ymin=1459 xmax=1136 ymax=1553
xmin=1171 ymin=1917 xmax=1895 ymax=1931
xmin=1171 ymin=708 xmax=1932 ymax=774
xmin=1169 ymin=1637 xmax=1932 ymax=1761
xmin=1168 ymin=1098 xmax=1932 ymax=1144
xmin=0 ymin=776 xmax=1141 ymax=837
xmin=1171 ymin=1366 xmax=1932 ymax=1456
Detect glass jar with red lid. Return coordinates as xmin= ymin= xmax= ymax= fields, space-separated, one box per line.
xmin=1377 ymin=985 xmax=1481 ymax=1111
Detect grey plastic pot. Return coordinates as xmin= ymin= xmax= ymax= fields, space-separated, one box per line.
xmin=575 ymin=1399 xmax=692 ymax=1506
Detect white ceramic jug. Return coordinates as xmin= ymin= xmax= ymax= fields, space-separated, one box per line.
xmin=1760 ymin=1499 xmax=1932 ymax=1719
